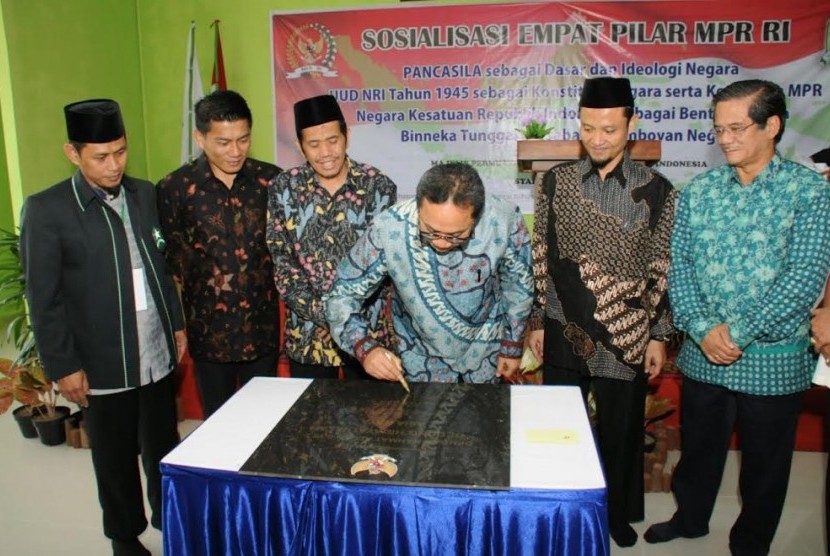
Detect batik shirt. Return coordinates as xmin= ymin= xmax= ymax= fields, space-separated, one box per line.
xmin=156 ymin=156 xmax=281 ymax=362
xmin=670 ymin=154 xmax=830 ymax=395
xmin=325 ymin=195 xmax=534 ymax=383
xmin=266 ymin=158 xmax=396 ymax=366
xmin=530 ymin=151 xmax=676 ymax=381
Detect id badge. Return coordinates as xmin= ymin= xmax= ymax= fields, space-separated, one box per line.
xmin=133 ymin=268 xmax=148 ymax=311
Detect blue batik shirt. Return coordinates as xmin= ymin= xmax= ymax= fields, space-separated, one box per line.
xmin=325 ymin=194 xmax=533 ymax=383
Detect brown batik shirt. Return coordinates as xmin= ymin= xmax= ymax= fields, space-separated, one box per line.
xmin=157 ymin=155 xmax=282 ymax=362
xmin=530 ymin=151 xmax=676 ymax=380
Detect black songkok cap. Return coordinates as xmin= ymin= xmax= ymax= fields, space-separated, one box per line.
xmin=64 ymin=99 xmax=125 ymax=143
xmin=294 ymin=94 xmax=344 ymax=136
xmin=579 ymin=78 xmax=635 ymax=109
xmin=810 ymin=147 xmax=830 ymax=165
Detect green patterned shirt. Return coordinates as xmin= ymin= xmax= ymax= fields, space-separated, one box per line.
xmin=670 ymin=154 xmax=830 ymax=395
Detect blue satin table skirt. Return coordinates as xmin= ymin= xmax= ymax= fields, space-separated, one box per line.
xmin=162 ymin=463 xmax=609 ymax=555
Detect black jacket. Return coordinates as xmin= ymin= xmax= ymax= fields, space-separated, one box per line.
xmin=21 ymin=171 xmax=184 ymax=389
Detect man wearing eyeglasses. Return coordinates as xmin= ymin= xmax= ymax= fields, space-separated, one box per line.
xmin=644 ymin=80 xmax=830 ymax=555
xmin=528 ymin=77 xmax=676 ymax=547
xmin=325 ymin=162 xmax=533 ymax=384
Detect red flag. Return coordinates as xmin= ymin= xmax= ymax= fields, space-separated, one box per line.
xmin=210 ymin=20 xmax=227 ymax=92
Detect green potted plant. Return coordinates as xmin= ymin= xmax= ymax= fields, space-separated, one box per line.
xmin=0 ymin=228 xmax=69 ymax=444
xmin=0 ymin=352 xmax=68 ymax=443
xmin=516 ymin=111 xmax=554 ymax=139
xmin=0 ymin=357 xmax=39 ymax=437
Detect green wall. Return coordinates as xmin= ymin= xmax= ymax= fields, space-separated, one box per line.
xmin=0 ymin=98 xmax=12 ymax=232
xmin=1 ymin=0 xmax=148 ymax=205
xmin=0 ymin=90 xmax=17 ymax=325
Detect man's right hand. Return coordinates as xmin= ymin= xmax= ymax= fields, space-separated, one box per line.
xmin=57 ymin=369 xmax=89 ymax=408
xmin=363 ymin=348 xmax=405 ymax=382
xmin=700 ymin=324 xmax=742 ymax=365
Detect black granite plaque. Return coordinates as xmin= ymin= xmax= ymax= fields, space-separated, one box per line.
xmin=239 ymin=380 xmax=510 ymax=489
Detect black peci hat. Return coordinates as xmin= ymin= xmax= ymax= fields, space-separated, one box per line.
xmin=293 ymin=94 xmax=344 ymax=136
xmin=579 ymin=78 xmax=635 ymax=109
xmin=64 ymin=99 xmax=125 ymax=143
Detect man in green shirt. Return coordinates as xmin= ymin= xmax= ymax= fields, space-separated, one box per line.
xmin=646 ymin=79 xmax=830 ymax=555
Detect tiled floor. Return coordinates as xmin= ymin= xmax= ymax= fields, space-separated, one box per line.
xmin=618 ymin=449 xmax=826 ymax=555
xmin=0 ymin=412 xmax=824 ymax=555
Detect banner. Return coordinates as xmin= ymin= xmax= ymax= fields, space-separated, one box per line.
xmin=272 ymin=1 xmax=830 ymax=212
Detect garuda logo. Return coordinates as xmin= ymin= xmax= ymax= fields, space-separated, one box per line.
xmin=285 ymin=23 xmax=338 ymax=79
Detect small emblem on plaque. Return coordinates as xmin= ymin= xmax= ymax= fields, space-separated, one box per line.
xmin=350 ymin=454 xmax=398 ymax=478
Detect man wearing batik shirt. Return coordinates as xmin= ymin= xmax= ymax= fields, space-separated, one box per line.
xmin=157 ymin=90 xmax=281 ymax=417
xmin=267 ymin=94 xmax=396 ymax=379
xmin=527 ymin=77 xmax=676 ymax=547
xmin=325 ymin=162 xmax=533 ymax=384
xmin=645 ymin=80 xmax=830 ymax=555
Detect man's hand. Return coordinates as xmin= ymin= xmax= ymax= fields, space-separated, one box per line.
xmin=174 ymin=330 xmax=188 ymax=363
xmin=363 ymin=347 xmax=405 ymax=382
xmin=528 ymin=329 xmax=544 ymax=363
xmin=812 ymin=306 xmax=830 ymax=361
xmin=700 ymin=324 xmax=742 ymax=365
xmin=644 ymin=339 xmax=667 ymax=379
xmin=58 ymin=369 xmax=89 ymax=408
xmin=496 ymin=356 xmax=520 ymax=382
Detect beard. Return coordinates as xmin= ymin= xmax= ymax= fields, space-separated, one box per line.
xmin=589 ymin=156 xmax=612 ymax=170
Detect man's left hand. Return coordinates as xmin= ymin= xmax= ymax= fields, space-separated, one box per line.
xmin=644 ymin=339 xmax=667 ymax=379
xmin=496 ymin=356 xmax=520 ymax=382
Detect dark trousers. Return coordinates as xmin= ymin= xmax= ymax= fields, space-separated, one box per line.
xmin=289 ymin=355 xmax=371 ymax=380
xmin=193 ymin=351 xmax=278 ymax=418
xmin=83 ymin=372 xmax=179 ymax=541
xmin=670 ymin=377 xmax=802 ymax=555
xmin=544 ymin=366 xmax=647 ymax=528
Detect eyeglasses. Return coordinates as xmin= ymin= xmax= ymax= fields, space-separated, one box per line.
xmin=418 ymin=228 xmax=475 ymax=247
xmin=712 ymin=122 xmax=758 ymax=139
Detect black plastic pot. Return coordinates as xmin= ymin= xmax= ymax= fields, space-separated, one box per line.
xmin=12 ymin=406 xmax=38 ymax=438
xmin=32 ymin=406 xmax=70 ymax=446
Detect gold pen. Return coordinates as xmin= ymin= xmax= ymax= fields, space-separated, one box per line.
xmin=398 ymin=374 xmax=410 ymax=394
xmin=384 ymin=350 xmax=410 ymax=393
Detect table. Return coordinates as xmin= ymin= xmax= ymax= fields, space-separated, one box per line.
xmin=161 ymin=378 xmax=609 ymax=555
